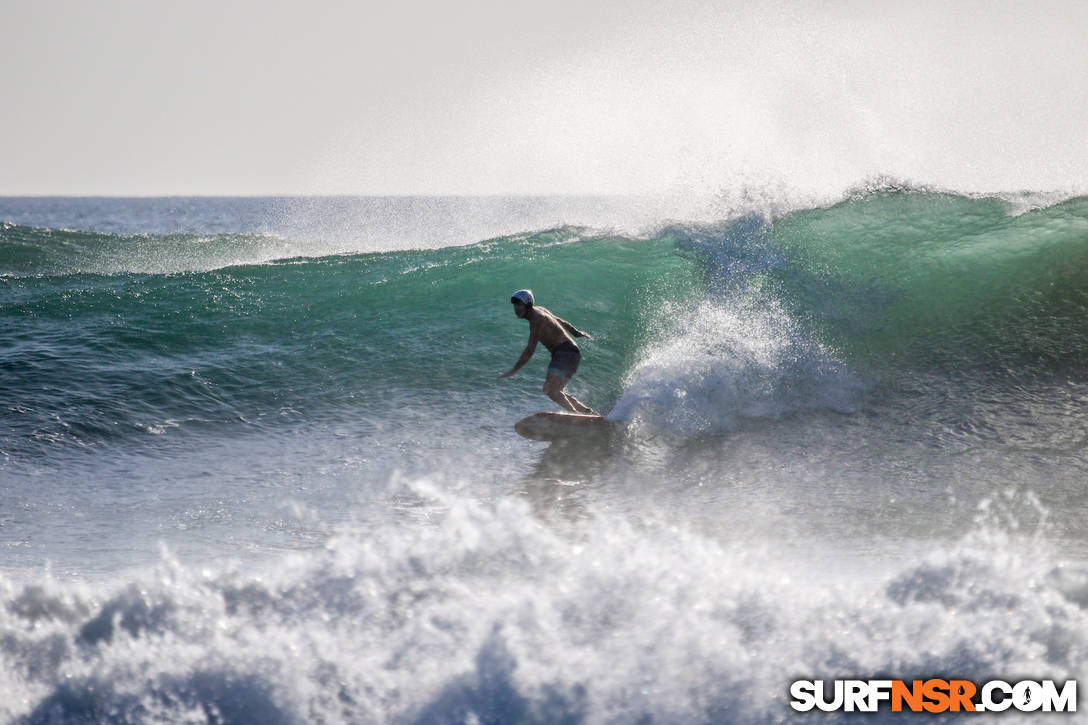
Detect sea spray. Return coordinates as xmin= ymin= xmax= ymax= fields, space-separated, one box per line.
xmin=3 ymin=192 xmax=1088 ymax=724
xmin=610 ymin=297 xmax=861 ymax=435
xmin=3 ymin=480 xmax=1086 ymax=723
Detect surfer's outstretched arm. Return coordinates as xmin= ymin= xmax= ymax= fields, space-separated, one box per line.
xmin=499 ymin=335 xmax=538 ymax=378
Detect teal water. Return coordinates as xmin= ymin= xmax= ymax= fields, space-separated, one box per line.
xmin=1 ymin=225 xmax=691 ymax=460
xmin=1 ymin=192 xmax=1087 ymax=723
xmin=6 ymin=193 xmax=1085 ymax=455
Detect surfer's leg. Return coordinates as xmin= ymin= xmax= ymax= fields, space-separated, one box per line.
xmin=544 ymin=374 xmax=594 ymax=414
xmin=544 ymin=350 xmax=595 ymax=413
xmin=543 ymin=374 xmax=578 ymax=412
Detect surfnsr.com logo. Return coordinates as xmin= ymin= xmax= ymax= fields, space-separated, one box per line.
xmin=790 ymin=679 xmax=1077 ymax=713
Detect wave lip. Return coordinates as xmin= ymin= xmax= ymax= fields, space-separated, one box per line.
xmin=0 ymin=222 xmax=310 ymax=277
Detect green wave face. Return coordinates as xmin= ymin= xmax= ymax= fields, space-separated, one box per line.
xmin=0 ymin=226 xmax=699 ymax=450
xmin=763 ymin=193 xmax=1088 ymax=371
xmin=3 ymin=191 xmax=1086 ymax=451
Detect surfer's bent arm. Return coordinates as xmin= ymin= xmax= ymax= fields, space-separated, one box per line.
xmin=556 ymin=316 xmax=591 ymax=339
xmin=499 ymin=335 xmax=538 ymax=378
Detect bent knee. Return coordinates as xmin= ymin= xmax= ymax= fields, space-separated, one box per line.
xmin=544 ymin=381 xmax=565 ymax=397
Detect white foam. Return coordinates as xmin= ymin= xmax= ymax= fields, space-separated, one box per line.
xmin=3 ymin=481 xmax=1084 ymax=723
xmin=610 ymin=297 xmax=862 ymax=434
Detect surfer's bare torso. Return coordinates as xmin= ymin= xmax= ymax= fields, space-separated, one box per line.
xmin=527 ymin=306 xmax=579 ymax=353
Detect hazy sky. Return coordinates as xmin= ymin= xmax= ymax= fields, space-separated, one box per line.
xmin=3 ymin=0 xmax=1086 ymax=195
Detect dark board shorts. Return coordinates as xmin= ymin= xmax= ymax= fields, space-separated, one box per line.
xmin=546 ymin=343 xmax=580 ymax=382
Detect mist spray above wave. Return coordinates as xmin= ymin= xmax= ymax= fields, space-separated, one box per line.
xmin=0 ymin=195 xmax=725 ymax=275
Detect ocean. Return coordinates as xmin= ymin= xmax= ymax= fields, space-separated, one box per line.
xmin=1 ymin=190 xmax=1086 ymax=723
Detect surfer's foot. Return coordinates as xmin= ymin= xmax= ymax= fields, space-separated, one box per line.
xmin=569 ymin=400 xmax=596 ymax=415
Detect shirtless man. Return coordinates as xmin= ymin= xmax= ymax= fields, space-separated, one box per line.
xmin=498 ymin=289 xmax=596 ymax=414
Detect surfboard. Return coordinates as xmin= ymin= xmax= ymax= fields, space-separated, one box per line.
xmin=514 ymin=412 xmax=612 ymax=441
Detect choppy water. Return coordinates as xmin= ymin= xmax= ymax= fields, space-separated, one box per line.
xmin=1 ymin=191 xmax=1086 ymax=723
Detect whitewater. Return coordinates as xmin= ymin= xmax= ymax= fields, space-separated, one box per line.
xmin=1 ymin=190 xmax=1087 ymax=723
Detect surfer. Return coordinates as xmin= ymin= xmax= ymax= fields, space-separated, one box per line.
xmin=499 ymin=289 xmax=595 ymax=414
